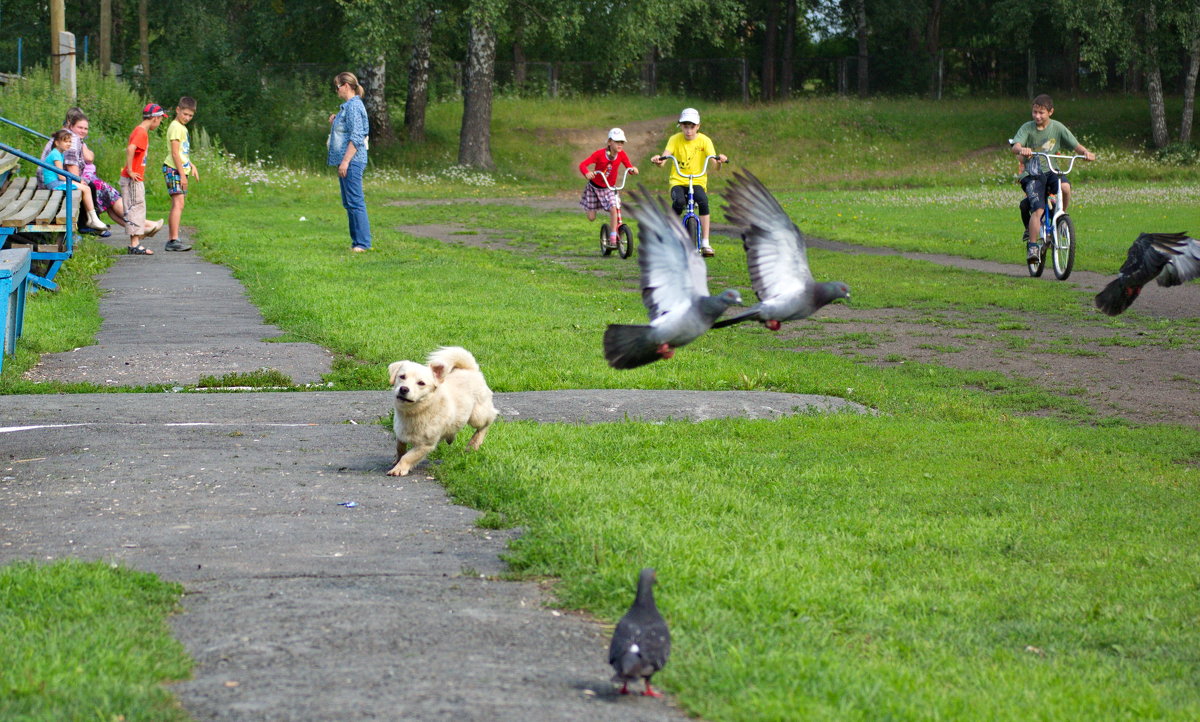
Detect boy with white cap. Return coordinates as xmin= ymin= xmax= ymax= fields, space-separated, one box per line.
xmin=651 ymin=107 xmax=727 ymax=256
xmin=578 ymin=128 xmax=639 ymax=248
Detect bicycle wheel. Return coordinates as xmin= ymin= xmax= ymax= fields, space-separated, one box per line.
xmin=1052 ymin=215 xmax=1076 ymax=280
xmin=599 ymin=223 xmax=612 ymax=256
xmin=617 ymin=223 xmax=634 ymax=259
xmin=683 ymin=215 xmax=701 ymax=252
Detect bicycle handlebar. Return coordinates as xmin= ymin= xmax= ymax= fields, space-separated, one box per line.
xmin=658 ymin=153 xmax=722 ymax=178
xmin=1028 ymin=151 xmax=1089 ymax=176
xmin=594 ymin=166 xmax=633 ymax=191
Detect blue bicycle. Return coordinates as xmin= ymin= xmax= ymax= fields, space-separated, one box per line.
xmin=659 ymin=153 xmax=722 ymax=256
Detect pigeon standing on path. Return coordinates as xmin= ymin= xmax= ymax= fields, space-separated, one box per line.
xmin=1094 ymin=232 xmax=1200 ymax=316
xmin=603 ymin=187 xmax=743 ymax=369
xmin=712 ymin=169 xmax=850 ymax=330
xmin=609 ymin=568 xmax=671 ymax=698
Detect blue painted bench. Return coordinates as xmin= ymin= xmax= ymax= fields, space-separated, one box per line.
xmin=0 ymin=245 xmax=31 ymax=374
xmin=0 ymin=141 xmax=82 ymax=292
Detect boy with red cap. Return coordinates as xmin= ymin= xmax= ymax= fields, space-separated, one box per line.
xmin=119 ymin=103 xmax=166 ymax=255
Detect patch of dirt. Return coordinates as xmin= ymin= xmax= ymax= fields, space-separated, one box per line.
xmin=402 ymin=204 xmax=1200 ymax=428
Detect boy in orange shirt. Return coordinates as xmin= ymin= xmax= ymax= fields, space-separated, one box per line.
xmin=119 ymin=103 xmax=166 ymax=255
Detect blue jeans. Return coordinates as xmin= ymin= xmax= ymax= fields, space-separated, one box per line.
xmin=338 ymin=162 xmax=371 ymax=249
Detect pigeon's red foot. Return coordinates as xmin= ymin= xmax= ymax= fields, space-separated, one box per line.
xmin=618 ymin=683 xmax=632 ymax=695
xmin=642 ymin=684 xmax=664 ymax=698
xmin=765 ymin=320 xmax=782 ymax=331
xmin=656 ymin=343 xmax=675 ymax=360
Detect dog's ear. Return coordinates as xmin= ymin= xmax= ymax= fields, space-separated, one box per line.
xmin=429 ymin=360 xmax=448 ymax=382
xmin=387 ymin=361 xmax=406 ymax=386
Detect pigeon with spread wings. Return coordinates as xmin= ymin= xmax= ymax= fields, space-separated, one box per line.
xmin=713 ymin=169 xmax=849 ymax=330
xmin=603 ymin=187 xmax=743 ymax=369
xmin=1094 ymin=232 xmax=1200 ymax=316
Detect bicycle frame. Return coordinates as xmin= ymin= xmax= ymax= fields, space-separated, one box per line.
xmin=596 ymin=166 xmax=633 ymax=231
xmin=661 ymin=154 xmax=719 ymax=252
xmin=1028 ymin=152 xmax=1083 ymax=245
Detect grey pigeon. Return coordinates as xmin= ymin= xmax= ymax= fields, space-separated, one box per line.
xmin=712 ymin=169 xmax=850 ymax=330
xmin=608 ymin=568 xmax=670 ymax=697
xmin=1095 ymin=232 xmax=1200 ymax=316
xmin=603 ymin=187 xmax=743 ymax=369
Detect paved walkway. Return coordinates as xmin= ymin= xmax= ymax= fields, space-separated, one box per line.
xmin=3 ymin=229 xmax=865 ymax=720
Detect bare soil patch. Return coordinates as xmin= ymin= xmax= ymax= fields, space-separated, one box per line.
xmin=403 ymin=209 xmax=1200 ymax=428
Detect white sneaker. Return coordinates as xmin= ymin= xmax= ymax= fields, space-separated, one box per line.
xmin=700 ymin=243 xmax=715 ymax=258
xmin=86 ymin=211 xmax=108 ymax=230
xmin=144 ymin=219 xmax=165 ymax=237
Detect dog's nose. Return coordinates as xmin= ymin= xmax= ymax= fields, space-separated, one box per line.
xmin=397 ymin=386 xmax=409 ymax=395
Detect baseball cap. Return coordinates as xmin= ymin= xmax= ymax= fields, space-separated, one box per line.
xmin=142 ymin=103 xmax=166 ymax=118
xmin=608 ymin=128 xmax=627 ymax=142
xmin=678 ymin=107 xmax=700 ymax=124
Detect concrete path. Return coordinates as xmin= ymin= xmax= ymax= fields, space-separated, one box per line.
xmin=4 ymin=229 xmax=865 ymax=720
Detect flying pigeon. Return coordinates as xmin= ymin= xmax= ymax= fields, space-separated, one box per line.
xmin=712 ymin=169 xmax=850 ymax=330
xmin=608 ymin=568 xmax=671 ymax=697
xmin=1094 ymin=232 xmax=1200 ymax=316
xmin=603 ymin=187 xmax=743 ymax=369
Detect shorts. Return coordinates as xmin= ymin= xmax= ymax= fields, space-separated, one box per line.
xmin=579 ymin=182 xmax=615 ymax=212
xmin=670 ymin=184 xmax=709 ymax=216
xmin=163 ymin=164 xmax=186 ymax=196
xmin=1020 ymin=173 xmax=1060 ymax=215
xmin=45 ymin=181 xmax=68 ymax=191
xmin=120 ymin=176 xmax=146 ymax=236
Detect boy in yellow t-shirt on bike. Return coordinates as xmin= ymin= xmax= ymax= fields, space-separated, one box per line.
xmin=651 ymin=107 xmax=727 ymax=257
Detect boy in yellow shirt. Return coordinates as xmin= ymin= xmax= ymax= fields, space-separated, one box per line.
xmin=162 ymin=96 xmax=199 ymax=252
xmin=651 ymin=107 xmax=727 ymax=256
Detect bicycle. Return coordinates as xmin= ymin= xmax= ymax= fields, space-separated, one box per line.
xmin=659 ymin=153 xmax=721 ymax=256
xmin=596 ymin=167 xmax=634 ymax=259
xmin=1021 ymin=151 xmax=1087 ymax=281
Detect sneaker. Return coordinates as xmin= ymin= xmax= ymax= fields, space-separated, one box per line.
xmin=1021 ymin=230 xmax=1030 ymax=243
xmin=164 ymin=239 xmax=192 ymax=252
xmin=700 ymin=244 xmax=715 ymax=258
xmin=1026 ymin=242 xmax=1040 ymax=264
xmin=144 ymin=219 xmax=165 ymax=237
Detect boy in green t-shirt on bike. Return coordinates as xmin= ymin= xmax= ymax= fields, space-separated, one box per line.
xmin=1009 ymin=94 xmax=1094 ymax=264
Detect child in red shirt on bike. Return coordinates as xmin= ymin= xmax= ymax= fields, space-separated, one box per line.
xmin=579 ymin=128 xmax=638 ymax=249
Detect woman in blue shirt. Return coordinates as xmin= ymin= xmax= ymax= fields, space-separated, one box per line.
xmin=328 ymin=72 xmax=371 ymax=252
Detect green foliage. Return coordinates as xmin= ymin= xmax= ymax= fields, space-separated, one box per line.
xmin=196 ymin=368 xmax=296 ymax=388
xmin=0 ymin=559 xmax=192 ymax=721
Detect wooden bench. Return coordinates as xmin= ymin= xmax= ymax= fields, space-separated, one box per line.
xmin=0 ymin=143 xmax=84 ymax=292
xmin=0 ymin=246 xmax=32 ymax=374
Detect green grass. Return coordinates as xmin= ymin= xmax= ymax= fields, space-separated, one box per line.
xmin=0 ymin=560 xmax=192 ymax=721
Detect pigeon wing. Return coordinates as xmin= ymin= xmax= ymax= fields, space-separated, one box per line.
xmin=626 ymin=186 xmax=705 ymax=322
xmin=1157 ymin=234 xmax=1200 ymax=287
xmin=1095 ymin=232 xmax=1190 ymax=315
xmin=723 ymin=169 xmax=813 ymax=307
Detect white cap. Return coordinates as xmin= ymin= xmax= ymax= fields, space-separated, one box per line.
xmin=607 ymin=127 xmax=626 ymax=142
xmin=678 ymin=107 xmax=700 ymax=124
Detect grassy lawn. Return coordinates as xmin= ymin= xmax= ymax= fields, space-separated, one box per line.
xmin=3 ymin=93 xmax=1199 ymax=719
xmin=0 ymin=560 xmax=191 ymax=721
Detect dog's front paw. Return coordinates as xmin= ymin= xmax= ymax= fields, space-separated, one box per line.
xmin=385 ymin=462 xmax=409 ymax=476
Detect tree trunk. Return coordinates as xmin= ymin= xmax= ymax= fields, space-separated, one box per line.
xmin=1144 ymin=4 xmax=1170 ymax=149
xmin=459 ymin=16 xmax=497 ymax=169
xmin=761 ymin=0 xmax=779 ymax=101
xmin=853 ymin=0 xmax=868 ymax=97
xmin=513 ymin=41 xmax=527 ymax=87
xmin=1067 ymin=32 xmax=1080 ymax=92
xmin=925 ymin=0 xmax=943 ymax=99
xmin=99 ymin=0 xmax=112 ymax=75
xmin=404 ymin=2 xmax=434 ymax=144
xmin=780 ymin=0 xmax=796 ymax=96
xmin=1182 ymin=36 xmax=1199 ymax=143
xmin=359 ymin=55 xmax=397 ymax=146
xmin=138 ymin=0 xmax=149 ymax=83
xmin=641 ymin=47 xmax=657 ymax=95
xmin=1027 ymin=48 xmax=1036 ymax=99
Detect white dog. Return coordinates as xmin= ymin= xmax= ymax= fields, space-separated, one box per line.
xmin=386 ymin=346 xmax=498 ymax=476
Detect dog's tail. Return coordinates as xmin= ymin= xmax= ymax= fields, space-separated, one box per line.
xmin=427 ymin=346 xmax=480 ymax=374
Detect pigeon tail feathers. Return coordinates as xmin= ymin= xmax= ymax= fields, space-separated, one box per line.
xmin=604 ymin=324 xmax=664 ymax=369
xmin=1094 ymin=277 xmax=1139 ymax=316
